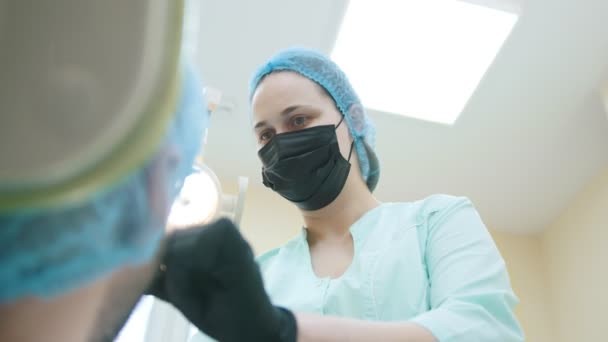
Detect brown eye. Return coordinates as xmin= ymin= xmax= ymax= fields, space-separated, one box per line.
xmin=259 ymin=130 xmax=275 ymax=144
xmin=291 ymin=115 xmax=308 ymax=128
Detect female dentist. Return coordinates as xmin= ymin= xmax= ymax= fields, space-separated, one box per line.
xmin=247 ymin=47 xmax=524 ymax=342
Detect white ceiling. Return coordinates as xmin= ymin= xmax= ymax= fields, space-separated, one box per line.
xmin=193 ymin=0 xmax=608 ymax=234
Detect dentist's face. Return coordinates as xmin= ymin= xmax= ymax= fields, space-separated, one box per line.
xmin=251 ymin=71 xmax=352 ymax=160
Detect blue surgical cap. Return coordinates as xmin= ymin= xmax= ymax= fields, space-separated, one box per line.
xmin=249 ymin=47 xmax=380 ymax=191
xmin=0 ymin=62 xmax=208 ymax=302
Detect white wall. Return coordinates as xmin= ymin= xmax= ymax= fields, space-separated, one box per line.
xmin=219 ymin=178 xmax=301 ymax=255
xmin=540 ymin=167 xmax=608 ymax=342
xmin=491 ymin=231 xmax=554 ymax=342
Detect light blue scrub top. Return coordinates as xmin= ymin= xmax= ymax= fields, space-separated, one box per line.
xmin=193 ymin=195 xmax=524 ymax=342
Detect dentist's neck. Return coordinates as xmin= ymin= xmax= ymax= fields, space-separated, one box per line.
xmin=301 ymin=173 xmax=379 ymax=243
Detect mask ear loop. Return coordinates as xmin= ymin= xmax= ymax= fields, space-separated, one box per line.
xmin=336 ymin=115 xmax=356 ymax=162
xmin=335 ymin=115 xmax=346 ymax=129
xmin=347 ymin=139 xmax=355 ymax=162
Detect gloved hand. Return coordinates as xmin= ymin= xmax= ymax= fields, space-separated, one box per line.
xmin=146 ymin=218 xmax=297 ymax=342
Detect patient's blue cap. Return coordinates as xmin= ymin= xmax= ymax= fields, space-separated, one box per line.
xmin=0 ymin=63 xmax=208 ymax=303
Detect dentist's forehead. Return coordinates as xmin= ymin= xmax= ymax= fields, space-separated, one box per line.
xmin=251 ymin=71 xmax=331 ymax=127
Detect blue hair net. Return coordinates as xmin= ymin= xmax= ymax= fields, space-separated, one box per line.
xmin=0 ymin=62 xmax=208 ymax=303
xmin=249 ymin=47 xmax=380 ymax=191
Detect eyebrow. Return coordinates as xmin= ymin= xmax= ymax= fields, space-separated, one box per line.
xmin=253 ymin=105 xmax=305 ymax=130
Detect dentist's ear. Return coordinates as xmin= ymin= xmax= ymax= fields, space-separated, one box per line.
xmin=146 ymin=145 xmax=182 ymax=227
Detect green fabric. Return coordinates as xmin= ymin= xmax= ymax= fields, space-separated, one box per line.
xmin=258 ymin=195 xmax=523 ymax=342
xmin=192 ymin=194 xmax=524 ymax=342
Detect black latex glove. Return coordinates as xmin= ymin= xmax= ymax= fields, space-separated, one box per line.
xmin=146 ymin=218 xmax=297 ymax=342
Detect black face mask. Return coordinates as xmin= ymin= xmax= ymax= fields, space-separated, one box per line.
xmin=258 ymin=119 xmax=353 ymax=211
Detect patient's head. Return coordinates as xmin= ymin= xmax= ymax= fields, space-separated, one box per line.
xmin=0 ymin=64 xmax=207 ymax=342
